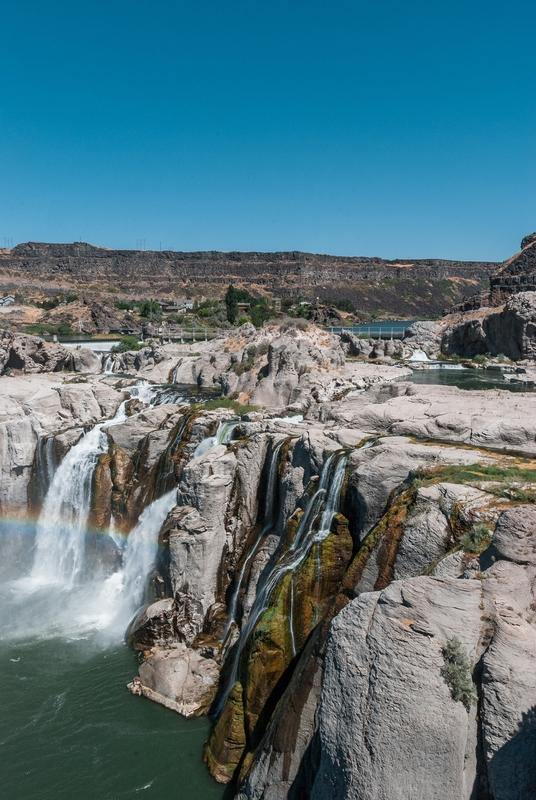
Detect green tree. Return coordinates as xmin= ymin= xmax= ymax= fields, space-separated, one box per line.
xmin=225 ymin=284 xmax=239 ymax=324
xmin=137 ymin=300 xmax=162 ymax=321
xmin=111 ymin=335 xmax=142 ymax=353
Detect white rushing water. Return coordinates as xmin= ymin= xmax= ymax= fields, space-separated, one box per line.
xmin=1 ymin=385 xmax=180 ymax=643
xmin=103 ymin=355 xmax=115 ymax=374
xmin=193 ymin=420 xmax=239 ymax=458
xmin=89 ymin=489 xmax=178 ymax=637
xmin=28 ymin=401 xmax=128 ymax=589
xmin=408 ymin=348 xmax=430 ymax=362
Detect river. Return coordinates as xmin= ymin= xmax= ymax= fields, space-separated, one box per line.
xmin=407 ymin=366 xmax=536 ymax=392
xmin=0 ymin=636 xmax=223 ymax=800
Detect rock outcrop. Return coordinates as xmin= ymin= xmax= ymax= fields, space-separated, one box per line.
xmin=0 ymin=374 xmax=124 ymax=513
xmin=305 ymin=506 xmax=536 ymax=800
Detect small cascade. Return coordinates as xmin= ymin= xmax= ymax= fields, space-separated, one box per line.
xmin=223 ymin=438 xmax=285 ymax=637
xmin=193 ymin=420 xmax=239 ymax=459
xmin=33 ymin=435 xmax=56 ymax=505
xmin=153 ymin=387 xmax=187 ymax=405
xmin=129 ymin=380 xmax=160 ymax=405
xmin=152 ymin=414 xmax=190 ymax=499
xmin=103 ymin=355 xmax=115 ymax=374
xmin=408 ymin=348 xmax=430 ymax=362
xmin=28 ymin=401 xmax=128 ymax=588
xmin=216 ymin=451 xmax=348 ymax=714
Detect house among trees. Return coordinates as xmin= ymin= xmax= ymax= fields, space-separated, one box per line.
xmin=163 ymin=299 xmax=194 ymax=313
xmin=0 ymin=296 xmax=16 ymax=306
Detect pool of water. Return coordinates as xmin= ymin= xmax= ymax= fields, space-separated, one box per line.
xmin=0 ymin=636 xmax=224 ymax=800
xmin=407 ymin=367 xmax=535 ymax=392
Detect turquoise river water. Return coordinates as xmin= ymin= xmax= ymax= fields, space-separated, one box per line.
xmin=0 ymin=636 xmax=225 ymax=800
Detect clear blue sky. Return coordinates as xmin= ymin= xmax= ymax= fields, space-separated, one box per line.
xmin=1 ymin=0 xmax=535 ymax=260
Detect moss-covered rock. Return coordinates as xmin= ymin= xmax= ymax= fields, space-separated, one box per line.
xmin=203 ymin=682 xmax=247 ymax=784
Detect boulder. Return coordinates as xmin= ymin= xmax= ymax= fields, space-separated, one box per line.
xmin=484 ymin=291 xmax=536 ymax=360
xmin=128 ymin=644 xmax=219 ymax=717
xmin=441 ymin=292 xmax=536 ymax=361
xmin=69 ymin=347 xmax=102 ymax=374
xmin=0 ymin=329 xmax=72 ymax=373
xmin=127 ymin=598 xmax=177 ymax=650
xmin=403 ymin=320 xmax=443 ymax=358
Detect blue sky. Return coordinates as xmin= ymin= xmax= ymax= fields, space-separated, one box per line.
xmin=1 ymin=0 xmax=535 ymax=260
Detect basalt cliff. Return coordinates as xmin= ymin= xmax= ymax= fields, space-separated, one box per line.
xmin=0 ymin=241 xmax=497 ymax=317
xmin=2 ymin=321 xmax=536 ymax=800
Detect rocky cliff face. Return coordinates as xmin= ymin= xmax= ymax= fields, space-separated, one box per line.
xmin=309 ymin=505 xmax=536 ymax=800
xmin=0 ymin=240 xmax=496 ymax=317
xmin=398 ymin=290 xmax=536 ymax=361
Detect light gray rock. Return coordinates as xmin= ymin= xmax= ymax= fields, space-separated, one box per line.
xmin=69 ymin=347 xmax=102 ymax=374
xmin=128 ymin=644 xmax=219 ymax=717
xmin=0 ymin=329 xmax=72 ymax=374
xmin=168 ymin=446 xmax=237 ymax=617
xmin=403 ymin=319 xmax=443 ymax=358
xmin=127 ymin=598 xmax=176 ymax=650
xmin=311 ymin=578 xmax=484 ymax=800
xmin=492 ymin=504 xmax=536 ymax=564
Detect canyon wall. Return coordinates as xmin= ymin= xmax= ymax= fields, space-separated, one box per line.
xmin=0 ymin=241 xmax=496 ymax=317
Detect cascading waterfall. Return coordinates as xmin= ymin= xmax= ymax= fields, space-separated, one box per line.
xmin=92 ymin=489 xmax=178 ymax=636
xmin=103 ymin=354 xmax=115 ymax=374
xmin=33 ymin=434 xmax=56 ymax=504
xmin=193 ymin=420 xmax=239 ymax=458
xmin=28 ymin=400 xmax=128 ymax=588
xmin=216 ymin=451 xmax=348 ymax=713
xmin=223 ymin=438 xmax=285 ymax=637
xmin=4 ymin=384 xmax=183 ymax=642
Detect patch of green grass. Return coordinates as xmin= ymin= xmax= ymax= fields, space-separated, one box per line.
xmin=459 ymin=522 xmax=493 ymax=554
xmin=411 ymin=462 xmax=536 ymax=505
xmin=200 ymin=397 xmax=259 ymax=415
xmin=414 ymin=462 xmax=536 ymax=486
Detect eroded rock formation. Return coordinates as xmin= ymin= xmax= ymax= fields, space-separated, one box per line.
xmin=4 ymin=322 xmax=536 ymax=800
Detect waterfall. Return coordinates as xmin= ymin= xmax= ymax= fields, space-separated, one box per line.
xmin=216 ymin=451 xmax=348 ymax=714
xmin=223 ymin=438 xmax=285 ymax=636
xmin=408 ymin=348 xmax=430 ymax=362
xmin=33 ymin=435 xmax=56 ymax=504
xmin=103 ymin=355 xmax=115 ymax=374
xmin=28 ymin=401 xmax=128 ymax=588
xmin=193 ymin=420 xmax=239 ymax=458
xmin=94 ymin=489 xmax=178 ymax=636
